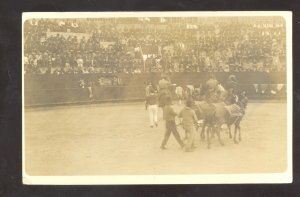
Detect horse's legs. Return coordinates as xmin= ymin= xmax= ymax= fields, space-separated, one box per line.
xmin=206 ymin=126 xmax=211 ymax=149
xmin=234 ymin=118 xmax=242 ymax=142
xmin=238 ymin=125 xmax=241 ymax=142
xmin=184 ymin=130 xmax=188 ymax=141
xmin=233 ymin=124 xmax=238 ymax=144
xmin=200 ymin=122 xmax=206 ymax=140
xmin=211 ymin=128 xmax=215 ymax=139
xmin=216 ymin=126 xmax=224 ymax=146
xmin=228 ymin=124 xmax=232 ymax=138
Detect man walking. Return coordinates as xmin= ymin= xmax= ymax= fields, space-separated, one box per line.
xmin=179 ymin=99 xmax=198 ymax=152
xmin=160 ymin=97 xmax=185 ymax=150
xmin=146 ymin=89 xmax=158 ymax=128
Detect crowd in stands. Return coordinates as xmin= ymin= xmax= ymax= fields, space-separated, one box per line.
xmin=24 ymin=17 xmax=286 ymax=75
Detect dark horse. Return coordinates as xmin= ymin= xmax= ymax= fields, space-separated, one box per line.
xmin=193 ymin=82 xmax=248 ymax=149
xmin=226 ymin=92 xmax=248 ymax=143
xmin=197 ymin=92 xmax=248 ymax=148
xmin=195 ymin=101 xmax=225 ymax=149
xmin=193 ymin=83 xmax=228 ymax=149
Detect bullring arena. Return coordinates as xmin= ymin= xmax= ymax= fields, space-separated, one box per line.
xmin=24 ymin=100 xmax=287 ymax=175
xmin=23 ymin=14 xmax=289 ymax=178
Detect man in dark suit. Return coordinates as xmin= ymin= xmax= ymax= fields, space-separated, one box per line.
xmin=160 ymin=97 xmax=185 ymax=150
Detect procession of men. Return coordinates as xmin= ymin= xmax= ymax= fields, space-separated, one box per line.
xmin=145 ymin=73 xmax=248 ymax=152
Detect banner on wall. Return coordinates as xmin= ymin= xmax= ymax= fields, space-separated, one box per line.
xmin=46 ymin=32 xmax=90 ymax=40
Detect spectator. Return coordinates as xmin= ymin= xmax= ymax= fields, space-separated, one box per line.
xmin=24 ymin=17 xmax=286 ymax=75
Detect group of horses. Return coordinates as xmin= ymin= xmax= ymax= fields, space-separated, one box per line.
xmin=159 ymin=84 xmax=248 ymax=149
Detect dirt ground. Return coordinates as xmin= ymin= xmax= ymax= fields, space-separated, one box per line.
xmin=24 ymin=101 xmax=287 ymax=176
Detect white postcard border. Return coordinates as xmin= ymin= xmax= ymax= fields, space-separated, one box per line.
xmin=22 ymin=11 xmax=293 ymax=185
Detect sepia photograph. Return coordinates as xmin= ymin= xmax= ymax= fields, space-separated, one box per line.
xmin=22 ymin=12 xmax=292 ymax=184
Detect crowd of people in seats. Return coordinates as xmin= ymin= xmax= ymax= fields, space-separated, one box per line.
xmin=24 ymin=17 xmax=286 ymax=75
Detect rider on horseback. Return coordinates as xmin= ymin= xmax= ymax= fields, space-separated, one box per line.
xmin=205 ymin=74 xmax=219 ymax=103
xmin=158 ymin=75 xmax=170 ymax=92
xmin=223 ymin=75 xmax=247 ymax=118
xmin=158 ymin=74 xmax=171 ymax=107
xmin=226 ymin=75 xmax=240 ymax=104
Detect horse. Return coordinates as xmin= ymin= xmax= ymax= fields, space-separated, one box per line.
xmin=197 ymin=92 xmax=248 ymax=148
xmin=195 ymin=82 xmax=246 ymax=148
xmin=226 ymin=92 xmax=248 ymax=143
xmin=196 ymin=101 xmax=225 ymax=149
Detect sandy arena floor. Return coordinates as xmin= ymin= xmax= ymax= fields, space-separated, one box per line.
xmin=24 ymin=101 xmax=287 ymax=176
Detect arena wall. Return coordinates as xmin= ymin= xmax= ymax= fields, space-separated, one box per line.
xmin=24 ymin=72 xmax=286 ymax=106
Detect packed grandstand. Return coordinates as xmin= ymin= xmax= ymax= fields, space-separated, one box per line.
xmin=24 ymin=17 xmax=286 ymax=75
